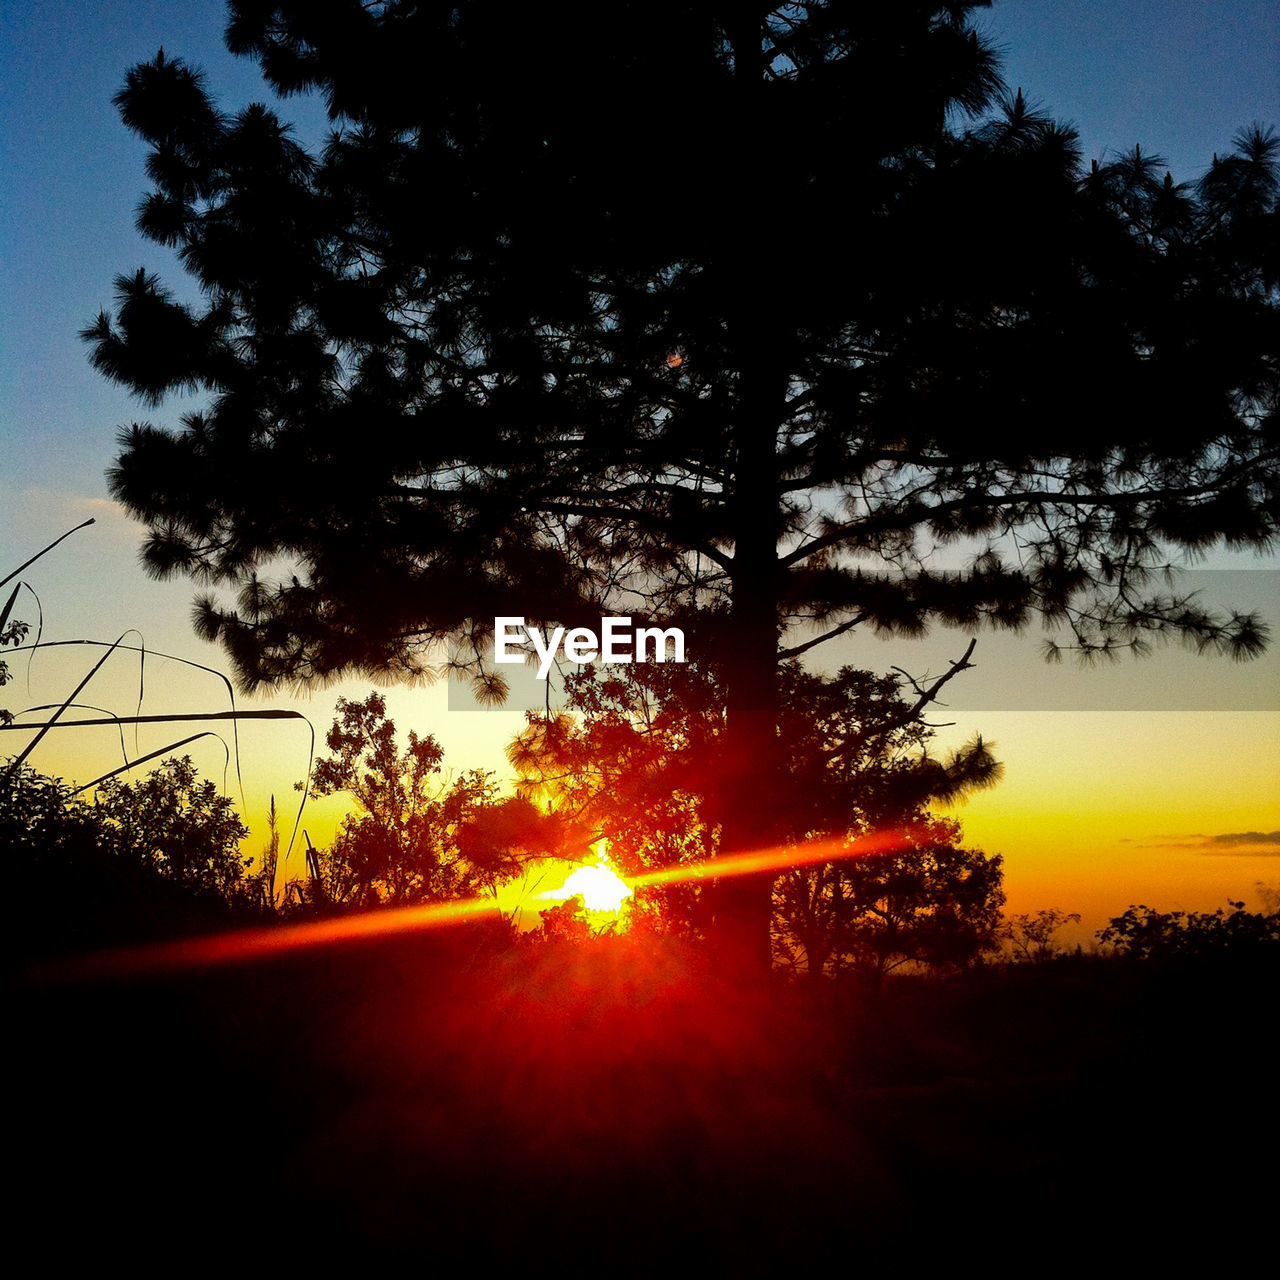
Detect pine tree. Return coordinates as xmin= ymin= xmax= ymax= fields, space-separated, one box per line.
xmin=85 ymin=3 xmax=1279 ymax=972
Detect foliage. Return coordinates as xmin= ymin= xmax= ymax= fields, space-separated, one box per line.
xmin=523 ymin=897 xmax=593 ymax=947
xmin=1002 ymin=908 xmax=1082 ymax=963
xmin=510 ymin=659 xmax=1005 ymax=972
xmin=304 ymin=692 xmax=554 ymax=907
xmin=4 ymin=762 xmax=110 ymax=874
xmin=1097 ymin=900 xmax=1280 ymax=961
xmin=93 ymin=755 xmax=255 ymax=901
xmin=508 ymin=660 xmax=720 ymax=936
xmin=85 ymin=3 xmax=1279 ymax=963
xmin=773 ymin=818 xmax=1005 ymax=979
xmin=85 ymin=7 xmax=1278 ymax=681
xmin=3 ymin=757 xmax=267 ymax=958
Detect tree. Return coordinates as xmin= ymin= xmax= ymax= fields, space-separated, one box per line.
xmin=4 ymin=758 xmax=262 ymax=958
xmin=94 ymin=755 xmax=253 ymax=901
xmin=773 ymin=818 xmax=1004 ymax=982
xmin=4 ymin=763 xmax=124 ymax=960
xmin=1098 ymin=900 xmax=1280 ymax=961
xmin=1002 ymin=907 xmax=1082 ymax=963
xmin=86 ymin=3 xmax=1279 ymax=972
xmin=509 ymin=657 xmax=1005 ymax=972
xmin=304 ymin=692 xmax=552 ymax=907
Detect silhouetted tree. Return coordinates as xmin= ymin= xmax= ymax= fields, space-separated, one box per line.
xmin=1098 ymin=900 xmax=1280 ymax=961
xmin=86 ymin=3 xmax=1279 ymax=970
xmin=4 ymin=758 xmax=261 ymax=957
xmin=94 ymin=755 xmax=253 ymax=900
xmin=774 ymin=817 xmax=1004 ymax=982
xmin=1002 ymin=907 xmax=1082 ymax=962
xmin=509 ymin=658 xmax=1004 ymax=971
xmin=304 ymin=692 xmax=552 ymax=906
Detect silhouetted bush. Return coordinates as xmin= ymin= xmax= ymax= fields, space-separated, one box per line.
xmin=3 ymin=758 xmax=259 ymax=961
xmin=1098 ymin=900 xmax=1280 ymax=961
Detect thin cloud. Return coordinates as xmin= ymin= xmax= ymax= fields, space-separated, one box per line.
xmin=10 ymin=486 xmax=140 ymax=547
xmin=1139 ymin=830 xmax=1280 ymax=855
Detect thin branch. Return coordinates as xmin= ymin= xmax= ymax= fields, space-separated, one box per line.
xmin=778 ymin=613 xmax=870 ymax=659
xmin=890 ymin=637 xmax=978 ymax=725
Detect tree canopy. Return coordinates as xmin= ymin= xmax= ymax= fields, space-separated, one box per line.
xmin=509 ymin=658 xmax=1005 ymax=972
xmin=304 ymin=692 xmax=554 ymax=907
xmin=94 ymin=754 xmax=253 ymax=900
xmin=86 ymin=1 xmax=1279 ymax=966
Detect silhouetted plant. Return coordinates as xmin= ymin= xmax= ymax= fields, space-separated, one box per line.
xmin=509 ymin=658 xmax=1004 ymax=972
xmin=523 ymin=897 xmax=593 ymax=947
xmin=1098 ymin=901 xmax=1280 ymax=961
xmin=250 ymin=793 xmax=282 ymax=911
xmin=303 ymin=692 xmax=556 ymax=908
xmin=4 ymin=758 xmax=262 ymax=958
xmin=775 ymin=819 xmax=1005 ymax=981
xmin=1002 ymin=908 xmax=1083 ymax=963
xmin=2 ymin=519 xmax=94 ymax=729
xmin=3 ymin=527 xmax=318 ymax=952
xmin=93 ymin=755 xmax=252 ymax=901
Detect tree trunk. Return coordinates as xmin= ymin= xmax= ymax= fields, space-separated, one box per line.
xmin=709 ymin=11 xmax=783 ymax=982
xmin=715 ymin=310 xmax=781 ymax=977
xmin=713 ymin=529 xmax=781 ymax=977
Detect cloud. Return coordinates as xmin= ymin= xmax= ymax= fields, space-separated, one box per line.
xmin=1201 ymin=831 xmax=1280 ymax=848
xmin=1139 ymin=830 xmax=1280 ymax=855
xmin=3 ymin=483 xmax=135 ymax=533
xmin=32 ymin=488 xmax=133 ymax=527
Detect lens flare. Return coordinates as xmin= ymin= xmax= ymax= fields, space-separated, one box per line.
xmin=36 ymin=829 xmax=917 ymax=982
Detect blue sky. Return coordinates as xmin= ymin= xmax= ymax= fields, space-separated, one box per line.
xmin=2 ymin=0 xmax=1275 ymax=499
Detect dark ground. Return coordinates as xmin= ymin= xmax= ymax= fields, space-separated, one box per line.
xmin=11 ymin=929 xmax=1275 ymax=1268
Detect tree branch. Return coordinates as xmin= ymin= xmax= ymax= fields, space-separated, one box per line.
xmin=777 ymin=613 xmax=870 ymax=659
xmin=889 ymin=637 xmax=978 ymax=726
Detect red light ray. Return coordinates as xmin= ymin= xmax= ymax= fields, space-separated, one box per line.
xmin=32 ymin=896 xmax=500 ymax=983
xmin=31 ymin=829 xmax=915 ymax=983
xmin=630 ymin=828 xmax=913 ymax=889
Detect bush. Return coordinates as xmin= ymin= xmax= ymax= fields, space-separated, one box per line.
xmin=3 ymin=757 xmax=260 ymax=960
xmin=1098 ymin=901 xmax=1280 ymax=961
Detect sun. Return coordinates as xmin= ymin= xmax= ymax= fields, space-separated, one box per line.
xmin=558 ymin=860 xmax=632 ymax=914
xmin=537 ymin=851 xmax=633 ymax=917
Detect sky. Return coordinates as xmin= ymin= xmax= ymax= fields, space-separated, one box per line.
xmin=2 ymin=1 xmax=1278 ymax=936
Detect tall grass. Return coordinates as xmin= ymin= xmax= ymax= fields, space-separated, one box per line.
xmin=2 ymin=521 xmax=314 ymax=900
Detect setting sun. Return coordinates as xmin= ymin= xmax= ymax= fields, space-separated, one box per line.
xmin=540 ymin=857 xmax=633 ymax=915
